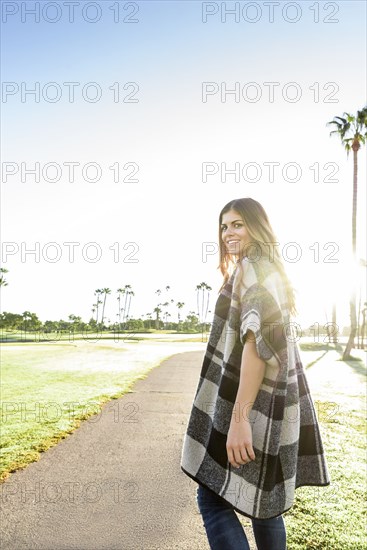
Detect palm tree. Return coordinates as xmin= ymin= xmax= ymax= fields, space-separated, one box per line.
xmin=153 ymin=306 xmax=162 ymax=330
xmin=146 ymin=312 xmax=153 ymax=329
xmin=94 ymin=289 xmax=103 ymax=324
xmin=0 ymin=268 xmax=9 ymax=287
xmin=117 ymin=288 xmax=123 ymax=328
xmin=176 ymin=301 xmax=185 ymax=328
xmin=196 ymin=282 xmax=212 ymax=326
xmin=124 ymin=287 xmax=134 ymax=324
xmin=119 ymin=285 xmax=134 ymax=328
xmin=161 ymin=301 xmax=170 ymax=328
xmin=100 ymin=288 xmax=111 ymax=329
xmin=22 ymin=311 xmax=32 ymax=340
xmin=327 ymin=105 xmax=367 ymax=359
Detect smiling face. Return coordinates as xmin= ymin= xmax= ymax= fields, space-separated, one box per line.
xmin=220 ymin=209 xmax=251 ymax=258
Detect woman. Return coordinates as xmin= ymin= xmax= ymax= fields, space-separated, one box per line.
xmin=180 ymin=198 xmax=331 ymax=550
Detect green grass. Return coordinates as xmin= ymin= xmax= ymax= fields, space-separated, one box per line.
xmin=1 ymin=340 xmax=366 ymax=548
xmin=283 ymin=350 xmax=367 ymax=550
xmin=0 ymin=330 xmax=146 ymax=343
xmin=0 ymin=329 xmax=204 ymax=343
xmin=0 ymin=341 xmax=180 ymax=482
xmin=284 ymin=407 xmax=366 ymax=549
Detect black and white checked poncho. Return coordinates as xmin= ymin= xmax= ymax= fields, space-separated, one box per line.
xmin=180 ymin=255 xmax=331 ymax=520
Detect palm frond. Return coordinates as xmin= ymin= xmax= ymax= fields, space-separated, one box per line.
xmin=333 ymin=116 xmax=348 ymax=124
xmin=327 ymin=106 xmax=367 ymax=160
xmin=328 ymin=129 xmax=341 ymax=138
xmin=327 ymin=121 xmax=342 ymax=131
xmin=342 ymin=112 xmax=355 ymax=123
xmin=345 ymin=142 xmax=352 ymax=158
xmin=357 ymin=106 xmax=367 ymax=123
xmin=340 ymin=122 xmax=351 ymax=138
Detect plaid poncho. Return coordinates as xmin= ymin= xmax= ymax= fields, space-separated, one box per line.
xmin=180 ymin=255 xmax=331 ymax=520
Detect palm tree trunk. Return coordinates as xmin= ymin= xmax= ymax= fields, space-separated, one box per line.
xmin=332 ymin=303 xmax=337 ymax=344
xmin=124 ymin=294 xmax=129 ymax=328
xmin=343 ymin=143 xmax=359 ymax=359
xmin=127 ymin=293 xmax=132 ymax=322
xmin=101 ymin=294 xmax=107 ymax=330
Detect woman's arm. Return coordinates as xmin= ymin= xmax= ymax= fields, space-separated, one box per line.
xmin=235 ymin=329 xmax=266 ymax=422
xmin=226 ymin=329 xmax=266 ymax=468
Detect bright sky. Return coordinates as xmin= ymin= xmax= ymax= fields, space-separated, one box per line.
xmin=1 ymin=0 xmax=366 ymax=333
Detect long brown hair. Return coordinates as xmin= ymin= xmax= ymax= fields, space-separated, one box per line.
xmin=217 ymin=197 xmax=298 ymax=317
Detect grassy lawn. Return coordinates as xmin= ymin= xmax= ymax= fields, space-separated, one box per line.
xmin=283 ymin=347 xmax=366 ymax=550
xmin=0 ymin=339 xmax=204 ymax=482
xmin=0 ymin=339 xmax=365 ymax=548
xmin=0 ymin=329 xmax=204 ymax=343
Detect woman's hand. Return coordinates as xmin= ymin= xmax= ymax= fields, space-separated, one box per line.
xmin=226 ymin=416 xmax=255 ymax=468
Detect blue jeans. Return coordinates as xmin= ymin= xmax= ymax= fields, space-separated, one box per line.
xmin=196 ymin=484 xmax=287 ymax=550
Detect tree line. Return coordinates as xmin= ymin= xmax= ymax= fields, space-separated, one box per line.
xmin=0 ymin=272 xmax=213 ymax=335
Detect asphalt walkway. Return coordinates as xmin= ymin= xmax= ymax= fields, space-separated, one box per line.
xmin=0 ymin=350 xmax=257 ymax=550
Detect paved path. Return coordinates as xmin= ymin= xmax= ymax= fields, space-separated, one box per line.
xmin=0 ymin=350 xmax=257 ymax=550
